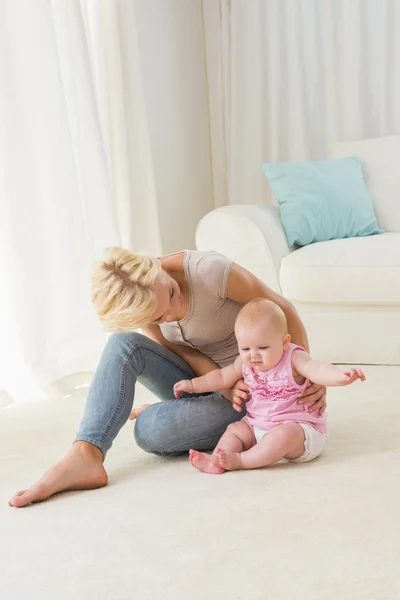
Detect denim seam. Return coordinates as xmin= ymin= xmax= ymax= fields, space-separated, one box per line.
xmin=160 ymin=432 xmax=223 ymax=454
xmin=100 ymin=342 xmax=194 ymax=451
xmin=74 ymin=436 xmax=105 ymax=454
xmin=100 ymin=343 xmax=140 ymax=449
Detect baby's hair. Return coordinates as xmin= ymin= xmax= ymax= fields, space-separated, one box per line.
xmin=92 ymin=247 xmax=162 ymax=332
xmin=235 ymin=298 xmax=288 ymax=335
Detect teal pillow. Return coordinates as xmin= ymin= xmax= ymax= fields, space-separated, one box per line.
xmin=262 ymin=157 xmax=383 ymax=247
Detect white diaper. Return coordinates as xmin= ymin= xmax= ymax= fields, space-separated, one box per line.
xmin=252 ymin=422 xmax=326 ymax=463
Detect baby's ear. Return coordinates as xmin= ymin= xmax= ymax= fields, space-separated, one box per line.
xmin=283 ymin=333 xmax=291 ymax=349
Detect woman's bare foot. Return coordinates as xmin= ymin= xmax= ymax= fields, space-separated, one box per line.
xmin=189 ymin=449 xmax=225 ymax=474
xmin=8 ymin=442 xmax=108 ymax=508
xmin=129 ymin=404 xmax=150 ymax=420
xmin=217 ymin=448 xmax=243 ymax=471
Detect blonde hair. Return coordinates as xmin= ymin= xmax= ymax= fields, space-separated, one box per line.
xmin=92 ymin=247 xmax=162 ymax=332
xmin=235 ymin=298 xmax=288 ymax=335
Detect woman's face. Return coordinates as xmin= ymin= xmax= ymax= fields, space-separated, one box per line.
xmin=151 ymin=272 xmax=182 ymax=325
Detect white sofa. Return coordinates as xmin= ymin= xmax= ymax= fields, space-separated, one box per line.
xmin=196 ymin=136 xmax=400 ymax=365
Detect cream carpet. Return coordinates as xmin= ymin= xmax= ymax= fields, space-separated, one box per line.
xmin=1 ymin=366 xmax=400 ymax=600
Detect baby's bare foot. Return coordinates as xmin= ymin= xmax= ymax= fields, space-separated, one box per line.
xmin=189 ymin=449 xmax=225 ymax=474
xmin=8 ymin=442 xmax=107 ymax=508
xmin=129 ymin=404 xmax=151 ymax=420
xmin=217 ymin=448 xmax=243 ymax=471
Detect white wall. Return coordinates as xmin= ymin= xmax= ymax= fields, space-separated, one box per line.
xmin=134 ymin=0 xmax=213 ymax=254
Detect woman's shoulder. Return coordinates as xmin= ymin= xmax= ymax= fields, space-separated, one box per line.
xmin=159 ymin=250 xmax=185 ymax=271
xmin=161 ymin=248 xmax=231 ymax=264
xmin=186 ymin=249 xmax=231 ymax=264
xmin=160 ymin=250 xmax=234 ymax=299
xmin=186 ymin=250 xmax=233 ymax=298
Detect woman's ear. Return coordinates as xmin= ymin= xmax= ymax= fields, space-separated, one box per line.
xmin=283 ymin=333 xmax=291 ymax=349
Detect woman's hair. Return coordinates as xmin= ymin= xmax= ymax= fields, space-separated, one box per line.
xmin=91 ymin=247 xmax=162 ymax=332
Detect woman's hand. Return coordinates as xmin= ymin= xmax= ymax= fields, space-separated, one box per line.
xmin=297 ymin=382 xmax=327 ymax=415
xmin=220 ymin=379 xmax=250 ymax=412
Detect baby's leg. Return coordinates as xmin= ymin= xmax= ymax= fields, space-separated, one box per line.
xmin=217 ymin=423 xmax=305 ymax=471
xmin=190 ymin=420 xmax=255 ymax=474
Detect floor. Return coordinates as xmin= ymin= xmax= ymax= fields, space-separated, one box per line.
xmin=1 ymin=367 xmax=400 ymax=600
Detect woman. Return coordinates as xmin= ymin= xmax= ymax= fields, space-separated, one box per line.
xmin=9 ymin=248 xmax=326 ymax=507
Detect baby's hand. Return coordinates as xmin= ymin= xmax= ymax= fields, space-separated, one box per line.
xmin=174 ymin=379 xmax=195 ymax=398
xmin=335 ymin=368 xmax=366 ymax=386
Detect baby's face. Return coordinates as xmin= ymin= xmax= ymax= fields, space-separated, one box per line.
xmin=235 ymin=321 xmax=287 ymax=371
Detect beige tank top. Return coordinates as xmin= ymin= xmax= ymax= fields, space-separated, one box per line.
xmin=160 ymin=250 xmax=242 ymax=368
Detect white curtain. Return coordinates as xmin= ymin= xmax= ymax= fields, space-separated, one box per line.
xmin=0 ymin=0 xmax=162 ymax=405
xmin=203 ymin=0 xmax=400 ymax=208
xmin=8 ymin=0 xmax=397 ymax=405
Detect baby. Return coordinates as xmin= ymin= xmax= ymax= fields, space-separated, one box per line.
xmin=173 ymin=298 xmax=365 ymax=474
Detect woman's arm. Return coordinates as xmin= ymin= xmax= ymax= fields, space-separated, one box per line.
xmin=144 ymin=324 xmax=218 ymax=377
xmin=226 ymin=264 xmax=309 ymax=351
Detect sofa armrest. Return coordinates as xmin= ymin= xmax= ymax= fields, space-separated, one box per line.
xmin=195 ymin=205 xmax=292 ymax=293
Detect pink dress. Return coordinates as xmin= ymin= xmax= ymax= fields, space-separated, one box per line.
xmin=243 ymin=344 xmax=327 ymax=433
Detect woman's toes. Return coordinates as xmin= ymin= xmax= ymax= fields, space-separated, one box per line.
xmin=8 ymin=490 xmax=25 ymax=507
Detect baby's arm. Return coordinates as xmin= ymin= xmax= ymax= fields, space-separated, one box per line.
xmin=174 ymin=357 xmax=243 ymax=398
xmin=292 ymin=350 xmax=366 ymax=387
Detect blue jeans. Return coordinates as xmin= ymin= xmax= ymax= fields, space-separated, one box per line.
xmin=75 ymin=332 xmax=244 ymax=456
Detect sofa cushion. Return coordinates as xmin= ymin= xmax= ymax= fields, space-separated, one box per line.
xmin=330 ymin=136 xmax=400 ymax=232
xmin=262 ymin=157 xmax=383 ymax=247
xmin=280 ymin=233 xmax=400 ymax=305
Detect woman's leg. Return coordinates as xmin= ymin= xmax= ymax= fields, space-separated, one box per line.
xmin=75 ymin=332 xmax=197 ymax=455
xmin=133 ymin=393 xmax=244 ymax=457
xmin=9 ymin=332 xmax=241 ymax=507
